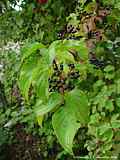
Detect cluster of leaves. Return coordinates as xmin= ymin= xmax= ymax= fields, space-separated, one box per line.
xmin=18 ymin=41 xmax=120 ymax=157
xmin=18 ymin=39 xmax=89 ymax=155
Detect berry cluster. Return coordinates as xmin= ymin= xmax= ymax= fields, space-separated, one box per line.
xmin=57 ymin=25 xmax=79 ymax=40
xmin=66 ymin=36 xmax=82 ymax=40
xmin=48 ymin=62 xmax=80 ymax=94
xmin=89 ymin=58 xmax=105 ymax=69
xmin=87 ymin=31 xmax=102 ymax=40
xmin=89 ymin=53 xmax=105 ymax=69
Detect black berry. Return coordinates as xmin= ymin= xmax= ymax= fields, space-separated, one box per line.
xmin=68 ymin=63 xmax=75 ymax=69
xmin=60 ymin=64 xmax=63 ymax=71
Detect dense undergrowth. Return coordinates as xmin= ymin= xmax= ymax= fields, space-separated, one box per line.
xmin=0 ymin=0 xmax=120 ymax=159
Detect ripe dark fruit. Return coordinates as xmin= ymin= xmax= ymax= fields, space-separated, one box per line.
xmin=74 ymin=74 xmax=80 ymax=78
xmin=48 ymin=61 xmax=80 ymax=93
xmin=68 ymin=63 xmax=75 ymax=69
xmin=58 ymin=87 xmax=64 ymax=94
xmin=89 ymin=58 xmax=105 ymax=69
xmin=116 ymin=42 xmax=120 ymax=46
xmin=63 ymin=85 xmax=67 ymax=90
xmin=49 ymin=84 xmax=52 ymax=88
xmin=70 ymin=72 xmax=75 ymax=76
xmin=57 ymin=31 xmax=66 ymax=39
xmin=66 ymin=36 xmax=81 ymax=40
xmin=67 ymin=25 xmax=77 ymax=34
xmin=76 ymin=71 xmax=79 ymax=74
xmin=53 ymin=67 xmax=58 ymax=71
xmin=37 ymin=0 xmax=48 ymax=4
xmin=52 ymin=86 xmax=57 ymax=90
xmin=57 ymin=83 xmax=63 ymax=87
xmin=56 ymin=79 xmax=61 ymax=83
xmin=53 ymin=71 xmax=60 ymax=76
xmin=48 ymin=79 xmax=53 ymax=83
xmin=49 ymin=88 xmax=54 ymax=92
xmin=68 ymin=84 xmax=74 ymax=90
xmin=60 ymin=64 xmax=63 ymax=71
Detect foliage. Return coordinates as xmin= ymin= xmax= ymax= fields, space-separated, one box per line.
xmin=18 ymin=39 xmax=89 ymax=154
xmin=0 ymin=0 xmax=76 ymax=46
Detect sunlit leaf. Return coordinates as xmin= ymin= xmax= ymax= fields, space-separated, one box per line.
xmin=62 ymin=39 xmax=88 ymax=60
xmin=48 ymin=39 xmax=88 ymax=64
xmin=37 ymin=115 xmax=44 ymax=127
xmin=52 ymin=89 xmax=89 ymax=154
xmin=21 ymin=42 xmax=45 ymax=61
xmin=52 ymin=107 xmax=80 ymax=154
xmin=35 ymin=93 xmax=63 ymax=116
xmin=65 ymin=89 xmax=89 ymax=123
xmin=18 ymin=56 xmax=38 ymax=101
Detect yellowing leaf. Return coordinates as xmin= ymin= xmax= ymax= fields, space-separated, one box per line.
xmin=37 ymin=115 xmax=44 ymax=127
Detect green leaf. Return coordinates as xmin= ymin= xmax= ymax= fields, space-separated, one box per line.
xmin=97 ymin=123 xmax=113 ymax=141
xmin=35 ymin=93 xmax=63 ymax=116
xmin=116 ymin=79 xmax=120 ymax=94
xmin=102 ymin=0 xmax=114 ymax=6
xmin=48 ymin=40 xmax=61 ymax=64
xmin=105 ymin=100 xmax=114 ymax=112
xmin=104 ymin=65 xmax=115 ymax=72
xmin=33 ymin=59 xmax=50 ymax=99
xmin=111 ymin=120 xmax=120 ymax=128
xmin=18 ymin=56 xmax=38 ymax=101
xmin=35 ymin=72 xmax=49 ymax=99
xmin=84 ymin=2 xmax=97 ymax=13
xmin=21 ymin=42 xmax=45 ymax=61
xmin=80 ymin=0 xmax=87 ymax=6
xmin=104 ymin=65 xmax=115 ymax=80
xmin=65 ymin=89 xmax=89 ymax=123
xmin=116 ymin=97 xmax=120 ymax=108
xmin=48 ymin=39 xmax=88 ymax=64
xmin=48 ymin=40 xmax=75 ymax=63
xmin=36 ymin=115 xmax=44 ymax=127
xmin=52 ymin=89 xmax=89 ymax=154
xmin=62 ymin=39 xmax=88 ymax=60
xmin=101 ymin=142 xmax=112 ymax=153
xmin=52 ymin=107 xmax=80 ymax=154
xmin=56 ymin=50 xmax=75 ymax=63
xmin=19 ymin=49 xmax=50 ymax=101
